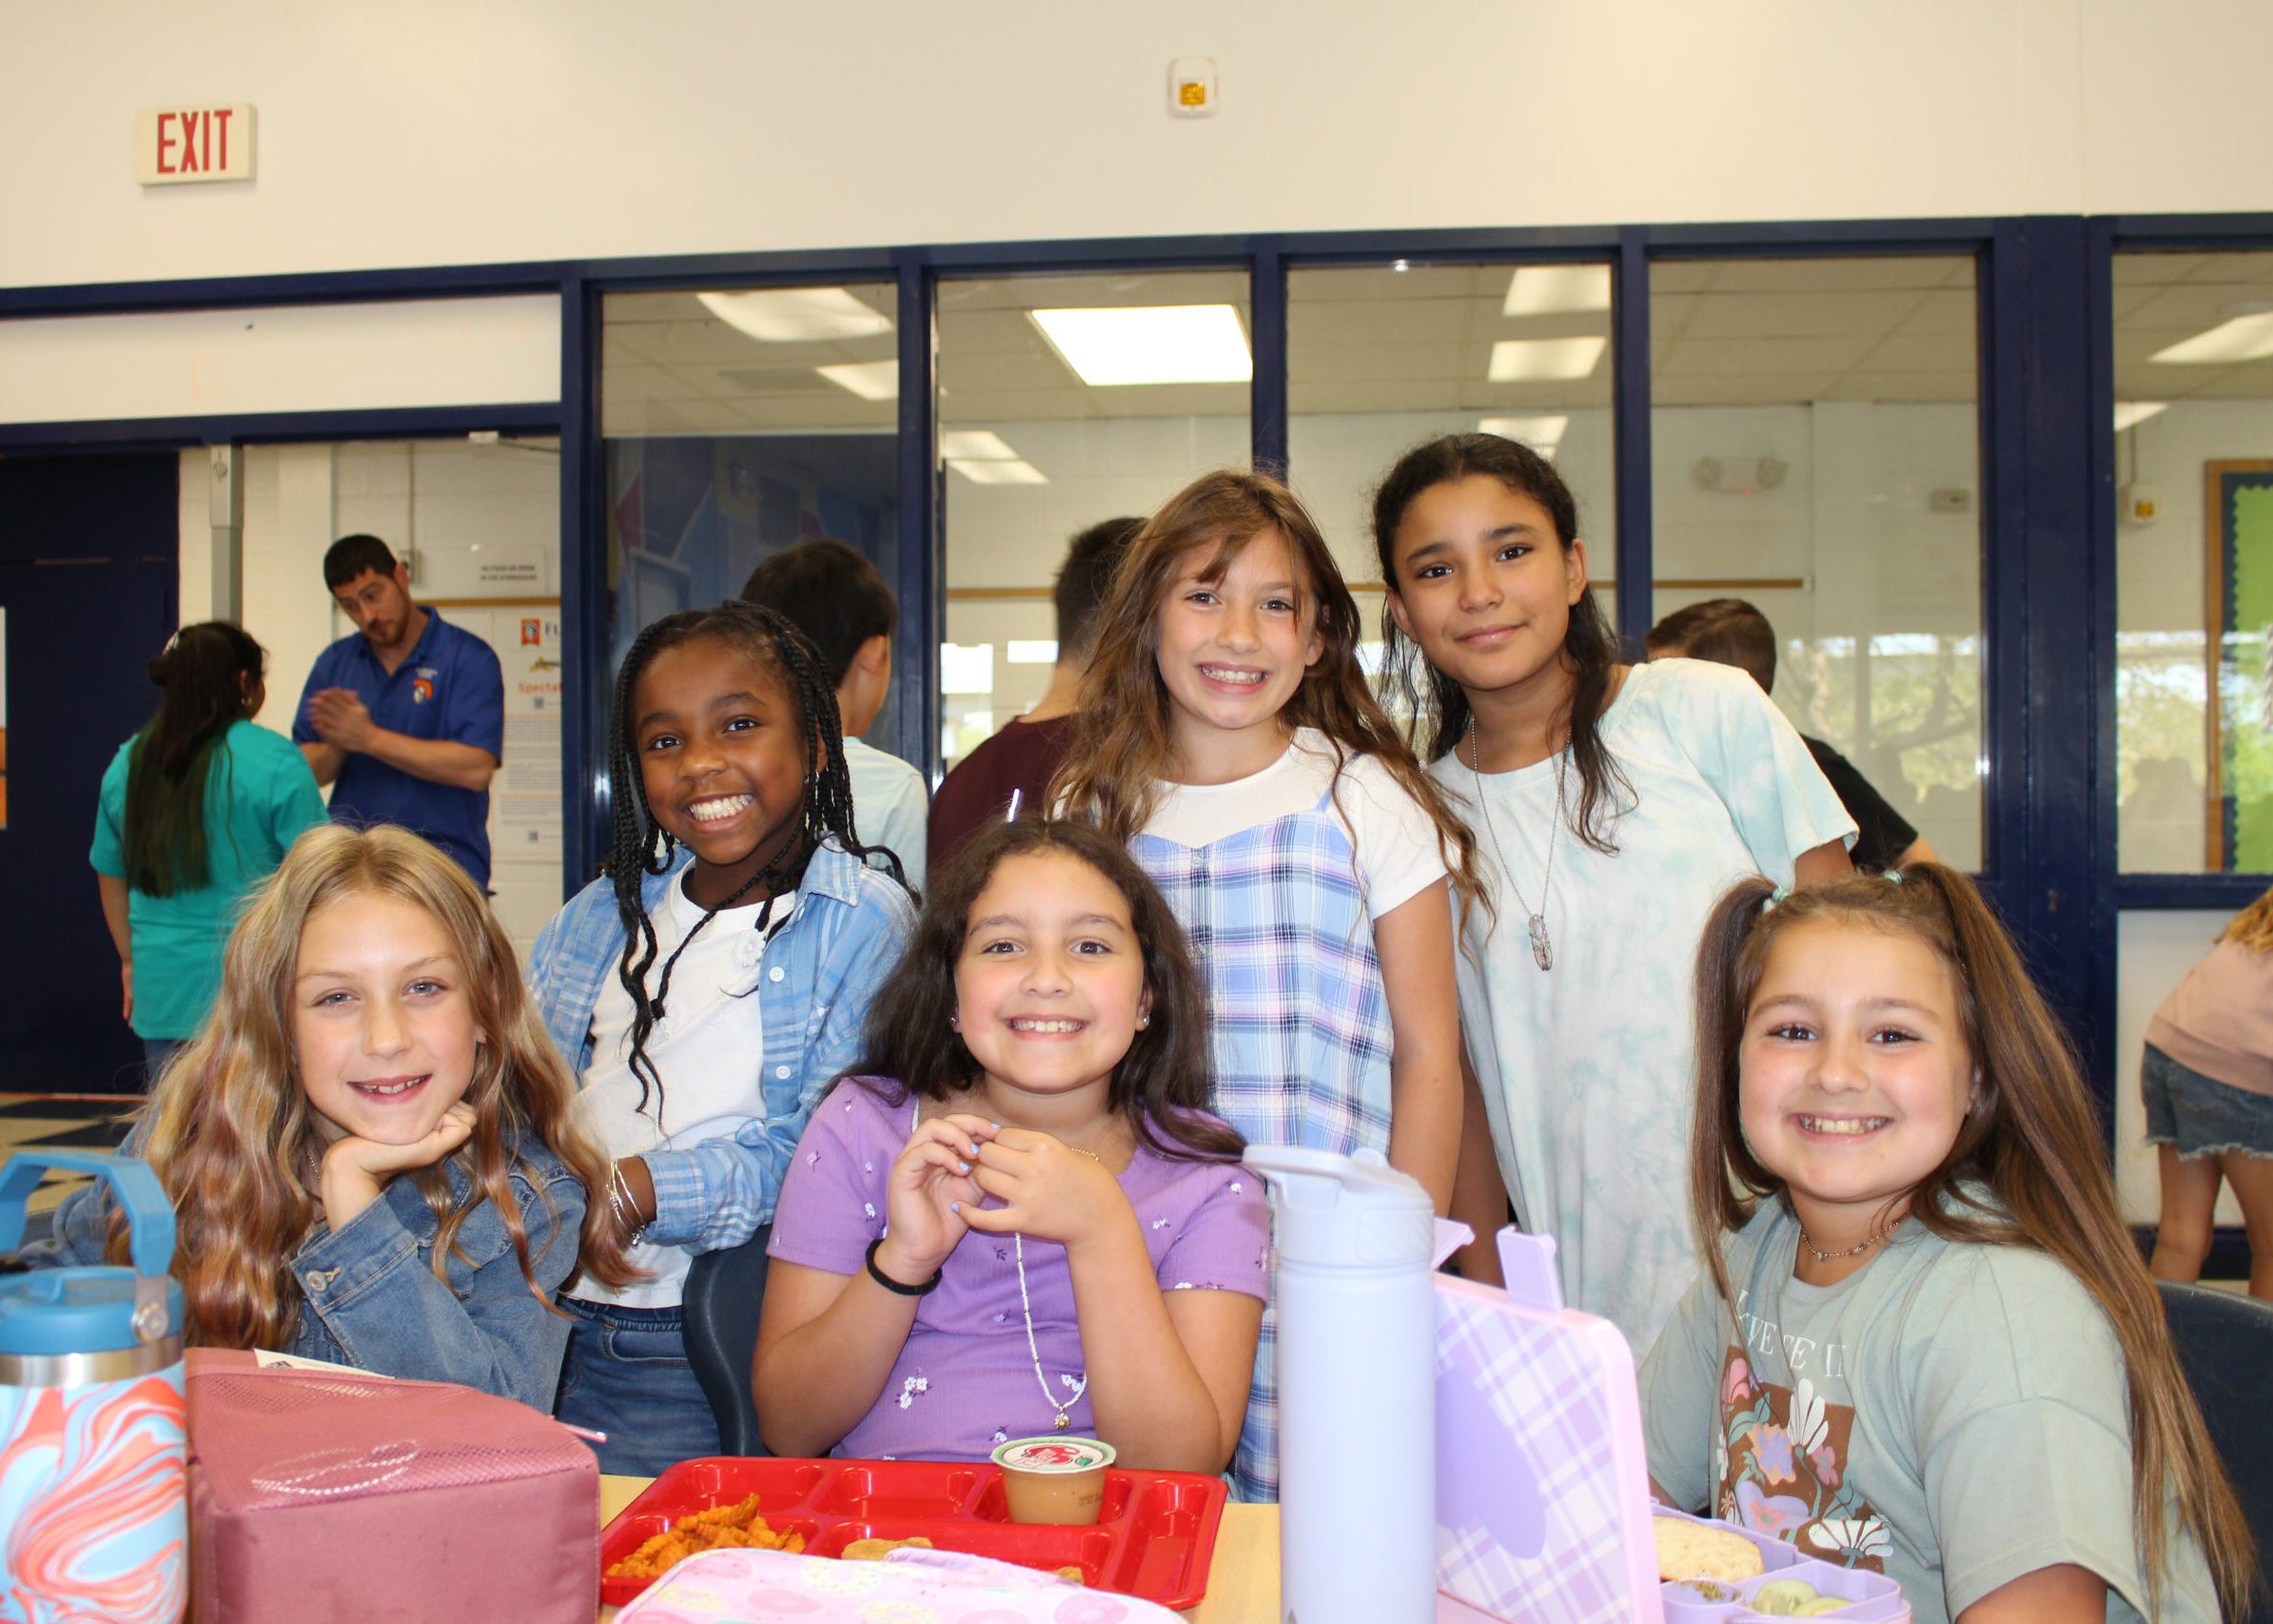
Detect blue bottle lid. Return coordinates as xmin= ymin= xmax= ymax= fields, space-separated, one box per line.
xmin=0 ymin=1151 xmax=183 ymax=1358
xmin=0 ymin=1269 xmax=185 ymax=1357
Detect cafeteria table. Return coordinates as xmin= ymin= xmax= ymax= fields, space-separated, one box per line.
xmin=598 ymin=1474 xmax=1282 ymax=1622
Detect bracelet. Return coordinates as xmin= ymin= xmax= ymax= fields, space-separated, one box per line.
xmin=608 ymin=1161 xmax=650 ymax=1244
xmin=865 ymin=1236 xmax=942 ymax=1297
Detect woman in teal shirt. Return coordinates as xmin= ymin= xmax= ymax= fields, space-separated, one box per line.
xmin=91 ymin=622 xmax=328 ymax=1075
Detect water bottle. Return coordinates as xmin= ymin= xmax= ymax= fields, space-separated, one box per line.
xmin=1245 ymin=1146 xmax=1436 ymax=1624
xmin=0 ymin=1150 xmax=186 ymax=1623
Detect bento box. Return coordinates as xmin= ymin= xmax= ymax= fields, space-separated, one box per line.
xmin=1434 ymin=1230 xmax=1910 ymax=1624
xmin=598 ymin=1455 xmax=1227 ymax=1612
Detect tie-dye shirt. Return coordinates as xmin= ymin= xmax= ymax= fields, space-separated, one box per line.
xmin=1638 ymin=1197 xmax=2220 ymax=1624
xmin=1430 ymin=657 xmax=1854 ymax=1356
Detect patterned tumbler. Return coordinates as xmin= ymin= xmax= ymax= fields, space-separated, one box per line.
xmin=0 ymin=1150 xmax=186 ymax=1623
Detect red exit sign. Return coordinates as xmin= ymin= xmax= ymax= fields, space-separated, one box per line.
xmin=136 ymin=105 xmax=256 ymax=186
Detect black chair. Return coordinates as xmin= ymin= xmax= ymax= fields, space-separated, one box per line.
xmin=2158 ymin=1281 xmax=2273 ymax=1622
xmin=682 ymin=1223 xmax=773 ymax=1457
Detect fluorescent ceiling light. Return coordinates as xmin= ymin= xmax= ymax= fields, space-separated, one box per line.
xmin=1501 ymin=266 xmax=1612 ymax=318
xmin=697 ymin=287 xmax=892 ymax=343
xmin=1478 ymin=414 xmax=1570 ymax=446
xmin=1029 ymin=304 xmax=1252 ymax=386
xmin=1487 ymin=337 xmax=1608 ymax=382
xmin=950 ymin=458 xmax=1048 ymax=485
xmin=2113 ymin=401 xmax=2168 ymax=432
xmin=2148 ymin=314 xmax=2273 ymax=365
xmin=940 ymin=430 xmax=1019 ymax=461
xmin=816 ymin=361 xmax=898 ymax=401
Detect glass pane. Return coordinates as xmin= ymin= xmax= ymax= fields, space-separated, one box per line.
xmin=1650 ymin=255 xmax=1984 ymax=871
xmin=2113 ymin=250 xmax=2273 ymax=872
xmin=1287 ymin=260 xmax=1618 ymax=682
xmin=938 ymin=269 xmax=1250 ymax=770
xmin=599 ymin=285 xmax=906 ymax=750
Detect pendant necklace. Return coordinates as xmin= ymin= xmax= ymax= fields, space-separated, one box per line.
xmin=1467 ymin=714 xmax=1566 ymax=971
xmin=1013 ymin=1233 xmax=1088 ymax=1430
xmin=1009 ymin=1142 xmax=1101 ymax=1432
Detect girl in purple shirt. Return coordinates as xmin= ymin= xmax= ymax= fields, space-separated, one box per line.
xmin=758 ymin=819 xmax=1268 ymax=1472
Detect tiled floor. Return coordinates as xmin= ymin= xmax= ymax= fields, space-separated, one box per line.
xmin=0 ymin=1094 xmax=138 ymax=1233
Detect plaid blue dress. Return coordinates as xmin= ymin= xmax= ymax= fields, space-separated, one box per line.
xmin=1134 ymin=780 xmax=1392 ymax=1501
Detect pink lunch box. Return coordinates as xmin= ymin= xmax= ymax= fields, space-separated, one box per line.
xmin=185 ymin=1349 xmax=598 ymax=1623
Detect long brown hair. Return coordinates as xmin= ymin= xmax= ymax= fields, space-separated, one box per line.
xmin=124 ymin=622 xmax=264 ymax=895
xmin=1051 ymin=468 xmax=1484 ymax=925
xmin=1690 ymin=865 xmax=2254 ymax=1617
xmin=118 ymin=825 xmax=637 ymax=1349
xmin=856 ymin=819 xmax=1238 ymax=1163
xmin=1372 ymin=433 xmax=1633 ymax=853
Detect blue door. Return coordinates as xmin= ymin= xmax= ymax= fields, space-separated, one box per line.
xmin=0 ymin=455 xmax=180 ymax=1093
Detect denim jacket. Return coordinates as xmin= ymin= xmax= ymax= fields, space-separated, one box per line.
xmin=528 ymin=837 xmax=913 ymax=1255
xmin=39 ymin=1142 xmax=586 ymax=1412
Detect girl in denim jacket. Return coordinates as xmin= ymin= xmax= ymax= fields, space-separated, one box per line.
xmin=41 ymin=824 xmax=636 ymax=1409
xmin=530 ymin=600 xmax=915 ymax=1473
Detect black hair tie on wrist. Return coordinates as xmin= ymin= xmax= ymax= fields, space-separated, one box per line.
xmin=865 ymin=1236 xmax=942 ymax=1297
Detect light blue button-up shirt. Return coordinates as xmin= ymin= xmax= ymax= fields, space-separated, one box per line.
xmin=528 ymin=838 xmax=913 ymax=1253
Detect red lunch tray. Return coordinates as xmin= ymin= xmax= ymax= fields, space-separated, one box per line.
xmin=599 ymin=1456 xmax=1229 ymax=1611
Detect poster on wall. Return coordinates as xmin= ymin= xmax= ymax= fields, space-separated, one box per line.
xmin=460 ymin=607 xmax=565 ymax=870
xmin=2206 ymin=460 xmax=2273 ymax=869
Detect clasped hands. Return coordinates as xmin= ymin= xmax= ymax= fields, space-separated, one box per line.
xmin=871 ymin=1112 xmax=1127 ymax=1288
xmin=305 ymin=687 xmax=379 ymax=752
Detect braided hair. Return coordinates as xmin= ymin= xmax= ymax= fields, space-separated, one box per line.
xmin=604 ymin=600 xmax=905 ymax=1115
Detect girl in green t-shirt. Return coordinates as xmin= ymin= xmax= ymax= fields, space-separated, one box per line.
xmin=1643 ymin=866 xmax=2251 ymax=1623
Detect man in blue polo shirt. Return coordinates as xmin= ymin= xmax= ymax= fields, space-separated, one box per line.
xmin=293 ymin=534 xmax=504 ymax=885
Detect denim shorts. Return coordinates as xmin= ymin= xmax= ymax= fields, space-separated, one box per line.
xmin=2141 ymin=1043 xmax=2273 ymax=1159
xmin=553 ymin=1297 xmax=720 ymax=1477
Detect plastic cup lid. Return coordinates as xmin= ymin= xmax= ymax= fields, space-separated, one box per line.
xmin=991 ymin=1437 xmax=1115 ymax=1473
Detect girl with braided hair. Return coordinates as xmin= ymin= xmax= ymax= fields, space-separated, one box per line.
xmin=530 ymin=600 xmax=915 ymax=1472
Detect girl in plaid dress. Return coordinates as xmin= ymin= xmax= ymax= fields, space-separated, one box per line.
xmin=1053 ymin=469 xmax=1484 ymax=1499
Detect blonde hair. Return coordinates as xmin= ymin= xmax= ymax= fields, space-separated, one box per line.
xmin=1050 ymin=468 xmax=1484 ymax=926
xmin=1690 ymin=866 xmax=2255 ymax=1618
xmin=2217 ymin=884 xmax=2273 ymax=952
xmin=119 ymin=825 xmax=635 ymax=1349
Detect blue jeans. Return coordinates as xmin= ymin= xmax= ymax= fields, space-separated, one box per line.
xmin=142 ymin=1038 xmax=186 ymax=1083
xmin=553 ymin=1297 xmax=720 ymax=1476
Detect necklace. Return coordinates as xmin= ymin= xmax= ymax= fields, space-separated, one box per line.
xmin=1012 ymin=1233 xmax=1088 ymax=1431
xmin=1798 ymin=1221 xmax=1897 ymax=1263
xmin=1467 ymin=714 xmax=1567 ymax=971
xmin=1008 ymin=1140 xmax=1103 ymax=1432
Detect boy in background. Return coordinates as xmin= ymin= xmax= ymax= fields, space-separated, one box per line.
xmin=927 ymin=517 xmax=1141 ymax=871
xmin=740 ymin=538 xmax=929 ymax=890
xmin=1645 ymin=597 xmax=1937 ymax=872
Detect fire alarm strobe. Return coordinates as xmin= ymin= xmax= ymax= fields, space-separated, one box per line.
xmin=1169 ymin=58 xmax=1218 ymax=117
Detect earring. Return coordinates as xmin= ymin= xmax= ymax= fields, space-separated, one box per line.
xmin=948 ymin=1014 xmax=960 ymax=1031
xmin=1136 ymin=1016 xmax=1150 ymax=1029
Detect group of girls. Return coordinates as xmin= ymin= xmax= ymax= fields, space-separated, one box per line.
xmin=32 ymin=433 xmax=2254 ymax=1622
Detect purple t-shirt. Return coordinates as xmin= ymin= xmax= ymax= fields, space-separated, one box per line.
xmin=768 ymin=1078 xmax=1270 ymax=1462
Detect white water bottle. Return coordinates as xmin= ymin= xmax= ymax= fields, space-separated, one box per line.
xmin=1245 ymin=1145 xmax=1436 ymax=1624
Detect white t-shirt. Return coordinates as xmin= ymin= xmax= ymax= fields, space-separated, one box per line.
xmin=1430 ymin=659 xmax=1856 ymax=1355
xmin=574 ymin=870 xmax=796 ymax=1307
xmin=844 ymin=735 xmax=930 ymax=891
xmin=1142 ymin=728 xmax=1448 ymax=919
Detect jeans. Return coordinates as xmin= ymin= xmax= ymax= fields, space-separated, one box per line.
xmin=553 ymin=1297 xmax=720 ymax=1476
xmin=142 ymin=1038 xmax=186 ymax=1084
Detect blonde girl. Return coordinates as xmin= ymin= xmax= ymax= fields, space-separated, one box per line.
xmin=42 ymin=824 xmax=634 ymax=1408
xmin=1053 ymin=468 xmax=1480 ymax=1498
xmin=1642 ymin=866 xmax=2251 ymax=1623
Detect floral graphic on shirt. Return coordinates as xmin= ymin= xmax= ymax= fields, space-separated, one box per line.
xmin=1715 ymin=1346 xmax=1889 ymax=1572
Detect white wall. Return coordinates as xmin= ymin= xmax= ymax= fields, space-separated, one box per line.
xmin=10 ymin=2 xmax=2273 ymax=291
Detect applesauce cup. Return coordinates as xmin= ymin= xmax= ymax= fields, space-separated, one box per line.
xmin=990 ymin=1437 xmax=1116 ymax=1525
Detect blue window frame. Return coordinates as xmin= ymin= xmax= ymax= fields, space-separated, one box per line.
xmin=14 ymin=212 xmax=2273 ymax=1253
